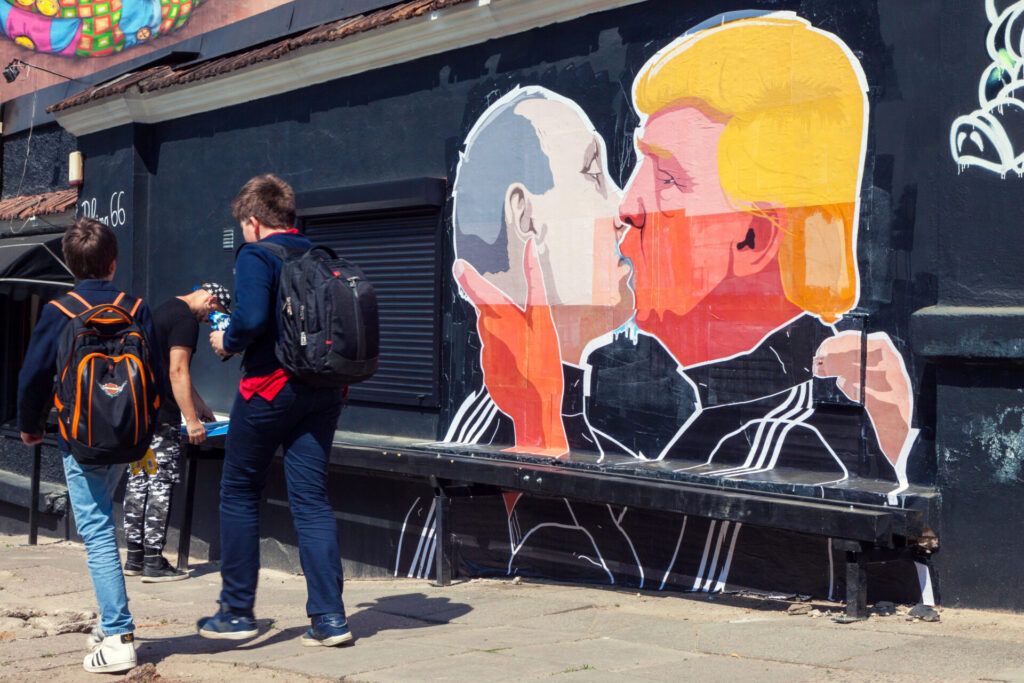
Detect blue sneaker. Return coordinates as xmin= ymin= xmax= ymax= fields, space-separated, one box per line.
xmin=301 ymin=613 xmax=353 ymax=647
xmin=197 ymin=605 xmax=259 ymax=641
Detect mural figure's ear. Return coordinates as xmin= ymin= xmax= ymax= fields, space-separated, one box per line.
xmin=505 ymin=183 xmax=537 ymax=242
xmin=732 ymin=208 xmax=785 ymax=278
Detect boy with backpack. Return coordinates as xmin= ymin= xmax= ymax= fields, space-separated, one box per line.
xmin=122 ymin=282 xmax=231 ymax=583
xmin=17 ymin=217 xmax=162 ymax=674
xmin=200 ymin=174 xmax=370 ymax=647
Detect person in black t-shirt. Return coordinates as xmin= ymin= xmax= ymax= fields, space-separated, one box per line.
xmin=123 ymin=282 xmax=231 ymax=582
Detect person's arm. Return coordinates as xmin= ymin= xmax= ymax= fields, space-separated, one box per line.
xmin=222 ymin=246 xmax=275 ymax=354
xmin=169 ymin=346 xmax=206 ymax=445
xmin=133 ymin=302 xmax=168 ymax=400
xmin=17 ymin=303 xmax=66 ymax=443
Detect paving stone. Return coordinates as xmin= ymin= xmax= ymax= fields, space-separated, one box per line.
xmin=501 ymin=635 xmax=689 ymax=673
xmin=625 ymin=652 xmax=821 ymax=683
xmin=397 ymin=624 xmax=583 ymax=654
xmin=272 ymin=637 xmax=465 ymax=679
xmin=692 ymin=620 xmax=924 ymax=667
xmin=358 ymin=650 xmax=569 ymax=682
xmin=3 ymin=534 xmax=1024 ymax=683
xmin=839 ymin=637 xmax=1024 ymax=678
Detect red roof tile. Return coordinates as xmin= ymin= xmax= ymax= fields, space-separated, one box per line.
xmin=0 ymin=188 xmax=78 ymax=221
xmin=50 ymin=0 xmax=472 ymax=113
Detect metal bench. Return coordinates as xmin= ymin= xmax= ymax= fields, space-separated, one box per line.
xmin=329 ymin=439 xmax=936 ymax=621
xmin=172 ymin=433 xmax=935 ymax=621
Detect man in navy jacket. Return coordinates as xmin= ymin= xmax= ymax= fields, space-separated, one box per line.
xmin=199 ymin=174 xmax=350 ymax=647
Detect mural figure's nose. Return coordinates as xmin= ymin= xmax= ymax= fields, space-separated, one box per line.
xmin=619 ymin=193 xmax=646 ymax=231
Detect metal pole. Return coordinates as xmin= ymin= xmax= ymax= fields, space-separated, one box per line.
xmin=176 ymin=444 xmax=199 ymax=571
xmin=28 ymin=443 xmax=41 ymax=545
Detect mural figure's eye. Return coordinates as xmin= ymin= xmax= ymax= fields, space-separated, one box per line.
xmin=657 ymin=166 xmax=691 ymax=193
xmin=581 ymin=151 xmax=603 ymax=184
xmin=658 ymin=170 xmax=681 ymax=188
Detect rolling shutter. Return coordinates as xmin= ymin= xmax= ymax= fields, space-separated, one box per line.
xmin=304 ymin=209 xmax=441 ymax=407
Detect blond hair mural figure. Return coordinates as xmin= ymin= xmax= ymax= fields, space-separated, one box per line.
xmin=446 ymin=12 xmax=918 ymax=508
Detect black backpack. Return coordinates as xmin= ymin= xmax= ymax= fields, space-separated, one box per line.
xmin=49 ymin=292 xmax=159 ymax=465
xmin=255 ymin=242 xmax=379 ymax=386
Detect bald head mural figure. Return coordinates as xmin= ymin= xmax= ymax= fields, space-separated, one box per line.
xmin=450 ymin=86 xmax=637 ymax=455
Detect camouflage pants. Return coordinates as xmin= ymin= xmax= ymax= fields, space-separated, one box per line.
xmin=123 ymin=426 xmax=182 ymax=553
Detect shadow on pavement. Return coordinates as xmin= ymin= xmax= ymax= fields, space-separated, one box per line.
xmin=135 ymin=593 xmax=471 ymax=663
xmin=136 ymin=621 xmax=310 ymax=664
xmin=349 ymin=593 xmax=472 ymax=638
xmin=179 ymin=561 xmax=220 ymax=579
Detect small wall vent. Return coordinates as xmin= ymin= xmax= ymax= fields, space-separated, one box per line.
xmin=222 ymin=228 xmax=235 ymax=250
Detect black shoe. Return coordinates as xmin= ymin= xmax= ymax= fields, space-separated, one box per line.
xmin=197 ymin=604 xmax=259 ymax=641
xmin=301 ymin=613 xmax=353 ymax=647
xmin=140 ymin=555 xmax=190 ymax=583
xmin=123 ymin=550 xmax=143 ymax=577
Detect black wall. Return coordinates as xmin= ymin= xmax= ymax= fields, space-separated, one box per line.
xmin=1 ymin=124 xmax=75 ymax=199
xmin=55 ymin=0 xmax=1024 ymax=607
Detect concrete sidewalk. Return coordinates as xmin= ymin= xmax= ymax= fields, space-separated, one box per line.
xmin=1 ymin=536 xmax=1023 ymax=682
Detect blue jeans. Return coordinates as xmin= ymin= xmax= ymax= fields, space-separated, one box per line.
xmin=63 ymin=454 xmax=134 ymax=635
xmin=220 ymin=381 xmax=344 ymax=617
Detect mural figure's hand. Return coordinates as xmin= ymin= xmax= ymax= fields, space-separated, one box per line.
xmin=814 ymin=331 xmax=914 ymax=467
xmin=454 ymin=239 xmax=569 ymax=457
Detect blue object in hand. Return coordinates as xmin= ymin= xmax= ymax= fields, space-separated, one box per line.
xmin=210 ymin=311 xmax=231 ymax=331
xmin=181 ymin=420 xmax=230 ymax=438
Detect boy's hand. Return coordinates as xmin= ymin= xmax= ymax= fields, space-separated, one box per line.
xmin=209 ymin=331 xmax=229 ymax=359
xmin=20 ymin=432 xmax=43 ymax=446
xmin=185 ymin=419 xmax=207 ymax=445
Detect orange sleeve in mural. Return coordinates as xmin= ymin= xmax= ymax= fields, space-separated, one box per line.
xmin=454 ymin=239 xmax=568 ymax=457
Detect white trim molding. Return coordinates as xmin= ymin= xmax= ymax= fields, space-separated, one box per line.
xmin=53 ymin=0 xmax=644 ymax=137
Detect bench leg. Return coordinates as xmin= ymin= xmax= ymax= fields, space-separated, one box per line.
xmin=844 ymin=550 xmax=868 ymax=620
xmin=430 ymin=477 xmax=453 ymax=586
xmin=175 ymin=445 xmax=198 ymax=572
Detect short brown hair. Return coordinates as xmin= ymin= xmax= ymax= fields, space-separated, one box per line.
xmin=231 ymin=174 xmax=296 ymax=229
xmin=63 ymin=217 xmax=117 ymax=280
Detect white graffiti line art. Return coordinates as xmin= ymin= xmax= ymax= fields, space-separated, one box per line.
xmin=689 ymin=521 xmax=742 ymax=594
xmin=505 ymin=499 xmax=615 ymax=584
xmin=394 ymin=496 xmax=423 ymax=577
xmin=950 ymin=0 xmax=1024 ymax=176
xmin=406 ymin=498 xmax=437 ymax=580
xmin=607 ymin=505 xmax=645 ymax=589
xmin=659 ymin=516 xmax=688 ymax=591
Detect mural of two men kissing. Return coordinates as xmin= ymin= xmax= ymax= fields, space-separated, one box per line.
xmin=399 ymin=10 xmax=928 ymax=600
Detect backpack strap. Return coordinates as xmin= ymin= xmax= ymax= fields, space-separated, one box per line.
xmin=249 ymin=241 xmax=305 ymax=261
xmin=309 ymin=244 xmax=338 ymax=260
xmin=49 ymin=292 xmax=142 ymax=319
xmin=109 ymin=291 xmax=142 ymax=316
xmin=48 ymin=292 xmax=90 ymax=319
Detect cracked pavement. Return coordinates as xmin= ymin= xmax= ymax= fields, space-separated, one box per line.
xmin=1 ymin=535 xmax=1024 ymax=682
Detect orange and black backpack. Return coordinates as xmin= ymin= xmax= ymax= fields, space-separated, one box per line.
xmin=50 ymin=292 xmax=159 ymax=465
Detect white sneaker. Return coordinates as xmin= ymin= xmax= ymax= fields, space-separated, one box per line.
xmin=84 ymin=626 xmax=104 ymax=650
xmin=83 ymin=633 xmax=137 ymax=674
